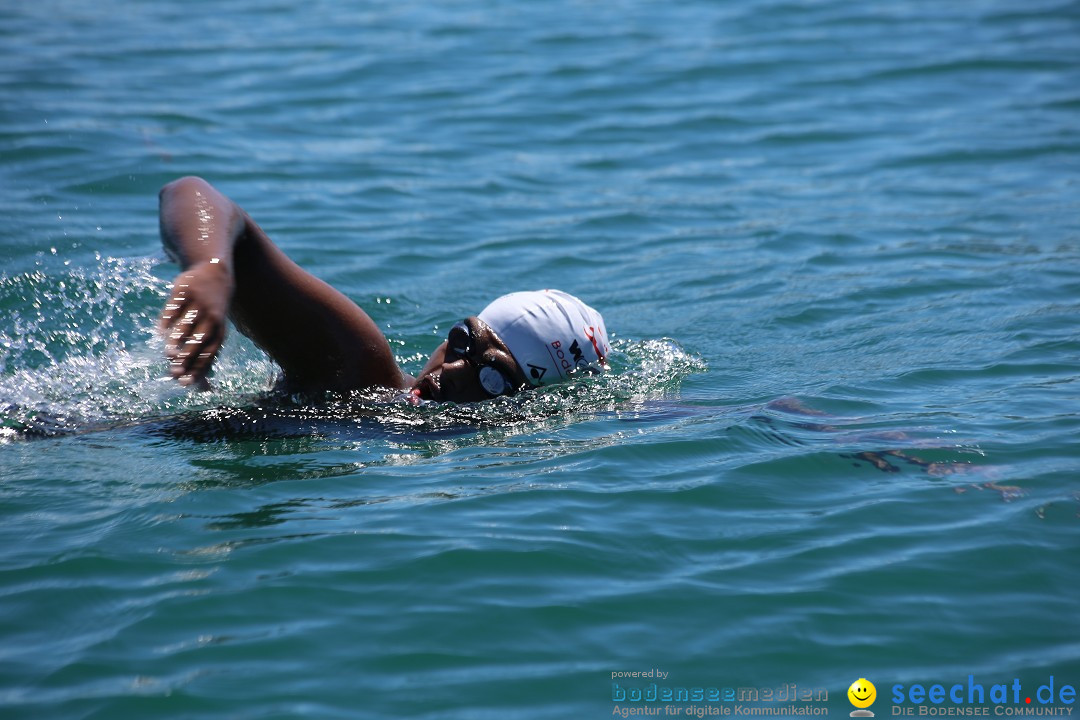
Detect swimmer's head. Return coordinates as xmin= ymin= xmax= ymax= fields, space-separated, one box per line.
xmin=478 ymin=289 xmax=610 ymax=387
xmin=411 ymin=289 xmax=610 ymax=403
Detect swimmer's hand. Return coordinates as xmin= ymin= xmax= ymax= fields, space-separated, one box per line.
xmin=159 ymin=260 xmax=234 ymax=389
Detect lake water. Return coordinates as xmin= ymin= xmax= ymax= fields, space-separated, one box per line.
xmin=2 ymin=1 xmax=1079 ymax=718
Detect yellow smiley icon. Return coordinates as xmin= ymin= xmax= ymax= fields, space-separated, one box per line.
xmin=848 ymin=678 xmax=876 ymax=713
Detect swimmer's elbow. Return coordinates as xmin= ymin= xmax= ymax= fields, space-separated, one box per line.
xmin=159 ymin=175 xmax=213 ymax=205
xmin=158 ymin=176 xmax=242 ymax=233
xmin=158 ymin=176 xmax=245 ymax=267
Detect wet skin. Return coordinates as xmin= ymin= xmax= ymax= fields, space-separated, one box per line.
xmin=409 ymin=317 xmax=530 ymax=403
xmin=158 ymin=176 xmax=528 ymax=404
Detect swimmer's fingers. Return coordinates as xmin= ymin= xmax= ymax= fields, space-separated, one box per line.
xmin=168 ymin=312 xmax=226 ymax=388
xmin=162 ymin=293 xmax=200 ymax=365
xmin=159 ymin=264 xmax=234 ymax=388
xmin=158 ymin=285 xmax=193 ymax=342
xmin=162 ymin=296 xmax=224 ymax=384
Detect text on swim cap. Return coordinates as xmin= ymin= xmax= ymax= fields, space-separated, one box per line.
xmin=550 ymin=340 xmax=574 ymax=373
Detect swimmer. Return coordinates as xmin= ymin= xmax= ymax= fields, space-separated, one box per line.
xmin=157 ymin=176 xmax=610 ymax=402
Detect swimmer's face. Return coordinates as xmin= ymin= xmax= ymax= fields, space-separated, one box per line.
xmin=412 ymin=317 xmax=529 ymax=403
xmin=847 ymin=679 xmax=876 ymax=709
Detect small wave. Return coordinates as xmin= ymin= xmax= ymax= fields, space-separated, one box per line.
xmin=0 ymin=256 xmax=276 ymax=441
xmin=0 ymin=258 xmax=706 ymax=441
xmin=140 ymin=338 xmax=706 ymax=443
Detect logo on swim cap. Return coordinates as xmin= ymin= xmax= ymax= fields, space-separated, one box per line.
xmin=478 ymin=289 xmax=610 ymax=386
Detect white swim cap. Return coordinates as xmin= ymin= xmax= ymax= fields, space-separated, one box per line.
xmin=478 ymin=289 xmax=610 ymax=386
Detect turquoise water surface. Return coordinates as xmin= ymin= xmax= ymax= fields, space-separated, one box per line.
xmin=2 ymin=1 xmax=1079 ymax=718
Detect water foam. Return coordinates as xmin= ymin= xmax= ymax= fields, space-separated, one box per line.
xmin=0 ymin=258 xmax=705 ymax=441
xmin=0 ymin=256 xmax=274 ymax=440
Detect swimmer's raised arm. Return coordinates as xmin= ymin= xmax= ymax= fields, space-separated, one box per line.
xmin=158 ymin=176 xmax=407 ymax=392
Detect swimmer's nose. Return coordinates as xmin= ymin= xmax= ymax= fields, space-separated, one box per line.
xmin=439 ymin=358 xmax=486 ymax=401
xmin=440 ymin=356 xmax=470 ymax=377
xmin=439 ymin=359 xmax=466 ymax=391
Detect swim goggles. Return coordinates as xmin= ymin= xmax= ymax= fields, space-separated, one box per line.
xmin=447 ymin=321 xmax=517 ymax=398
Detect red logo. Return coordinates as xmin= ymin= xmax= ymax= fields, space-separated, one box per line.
xmin=584 ymin=326 xmax=605 ymax=362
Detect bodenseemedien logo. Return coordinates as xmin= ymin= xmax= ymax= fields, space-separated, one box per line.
xmin=848 ymin=678 xmax=877 ymax=717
